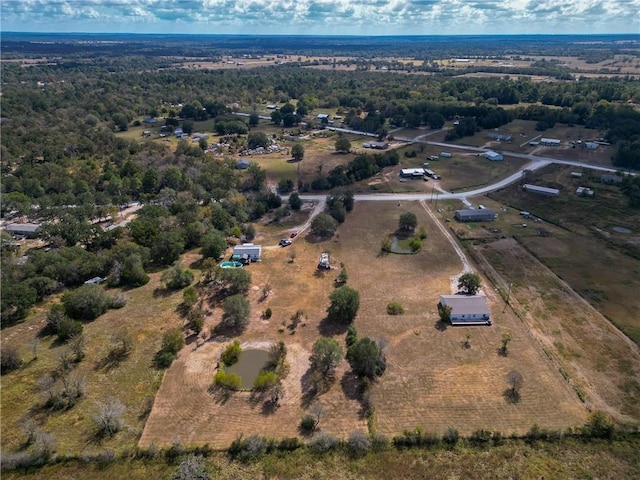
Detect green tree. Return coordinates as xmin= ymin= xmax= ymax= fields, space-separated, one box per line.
xmin=221 ymin=294 xmax=251 ymax=331
xmin=458 ymin=272 xmax=482 ymax=295
xmin=201 ymin=232 xmax=227 ymax=260
xmin=309 ymin=337 xmax=343 ymax=377
xmin=162 ymin=329 xmax=185 ymax=355
xmin=289 ymin=192 xmax=302 ymax=211
xmin=62 ymin=285 xmax=111 ymax=321
xmin=150 ymin=230 xmax=185 ymax=266
xmin=335 ymin=136 xmax=351 ymax=153
xmin=438 ymin=303 xmax=452 ymax=322
xmin=270 ymin=110 xmax=282 ymax=125
xmin=119 ymin=254 xmax=149 ymax=287
xmin=291 ymin=143 xmax=305 ymax=161
xmin=249 ymin=112 xmax=260 ymax=127
xmin=399 ymin=212 xmax=418 ymax=232
xmin=427 ymin=112 xmax=445 ymax=129
xmin=387 ymin=302 xmax=404 ymax=315
xmin=327 ymin=286 xmax=360 ymax=324
xmin=247 ymin=132 xmax=269 ymax=149
xmin=220 ymin=268 xmax=252 ymax=295
xmin=310 ymin=213 xmax=338 ymax=237
xmin=221 ymin=340 xmax=242 ymax=366
xmin=347 ymin=337 xmax=386 ymax=380
xmin=182 ymin=285 xmax=198 ymax=308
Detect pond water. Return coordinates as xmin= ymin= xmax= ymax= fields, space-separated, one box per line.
xmin=225 ymin=349 xmax=270 ymax=390
xmin=390 ymin=236 xmax=415 ymax=254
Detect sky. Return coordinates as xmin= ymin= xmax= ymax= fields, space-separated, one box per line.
xmin=1 ymin=0 xmax=639 ymax=35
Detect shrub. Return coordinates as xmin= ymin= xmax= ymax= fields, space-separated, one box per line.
xmin=583 ymin=411 xmax=615 ymax=439
xmin=263 ymin=308 xmax=272 ymax=320
xmin=62 ymin=284 xmax=111 ymax=321
xmin=57 ymin=318 xmax=83 ymax=342
xmin=277 ymin=437 xmax=303 ymax=451
xmin=253 ymin=370 xmax=278 ymax=391
xmin=154 ymin=351 xmax=176 ymax=369
xmin=309 ymin=432 xmax=339 ymax=453
xmin=162 ymin=329 xmax=185 ymax=355
xmin=418 ymin=227 xmax=428 ymax=240
xmin=409 ymin=237 xmax=422 ymax=252
xmin=221 ymin=341 xmax=242 ymax=366
xmin=214 ymin=370 xmax=242 ymax=390
xmin=228 ymin=434 xmax=270 ymax=461
xmin=386 ymin=302 xmax=404 ymax=315
xmin=173 ymin=455 xmax=211 ymax=480
xmin=162 ymin=264 xmax=194 ymax=290
xmin=93 ymin=397 xmax=125 ymax=437
xmin=443 ymin=426 xmax=460 ymax=445
xmin=1 ymin=346 xmax=22 ymax=374
xmin=469 ymin=429 xmax=492 ymax=446
xmin=347 ymin=430 xmax=371 ymax=456
xmin=110 ymin=293 xmax=128 ymax=309
xmin=299 ymin=414 xmax=318 ymax=434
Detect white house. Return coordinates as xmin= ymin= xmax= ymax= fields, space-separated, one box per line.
xmin=400 ymin=168 xmax=425 ymax=178
xmin=439 ymin=295 xmax=491 ymax=325
xmin=232 ymin=243 xmax=262 ymax=262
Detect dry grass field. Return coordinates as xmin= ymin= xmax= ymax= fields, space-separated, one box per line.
xmin=140 ymin=201 xmax=587 ymax=448
xmin=0 ymin=271 xmax=186 ymax=455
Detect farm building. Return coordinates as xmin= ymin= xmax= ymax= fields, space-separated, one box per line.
xmin=439 ymin=295 xmax=491 ymax=325
xmin=232 ymin=243 xmax=262 ymax=263
xmin=486 ymin=133 xmax=512 ymax=142
xmin=369 ymin=141 xmax=389 ymax=150
xmin=540 ymin=138 xmax=561 ymax=146
xmin=316 ymin=113 xmax=329 ymax=120
xmin=522 ymin=184 xmax=560 ymax=196
xmin=585 ymin=142 xmax=599 ymax=150
xmin=400 ymin=168 xmax=426 ymax=178
xmin=571 ymin=172 xmax=583 ymax=178
xmin=484 ymin=151 xmax=504 ymax=161
xmin=3 ymin=223 xmax=41 ymax=238
xmin=454 ymin=209 xmax=496 ymax=222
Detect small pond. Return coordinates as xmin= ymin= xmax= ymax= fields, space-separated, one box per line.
xmin=390 ymin=236 xmax=416 ymax=254
xmin=225 ymin=349 xmax=270 ymax=390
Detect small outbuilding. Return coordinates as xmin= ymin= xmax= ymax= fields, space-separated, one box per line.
xmin=439 ymin=295 xmax=491 ymax=325
xmin=232 ymin=243 xmax=262 ymax=263
xmin=454 ymin=209 xmax=496 ymax=222
xmin=540 ymin=138 xmax=561 ymax=146
xmin=440 ymin=152 xmax=452 ymax=158
xmin=484 ymin=151 xmax=504 ymax=161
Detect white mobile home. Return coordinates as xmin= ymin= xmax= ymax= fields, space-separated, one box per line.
xmin=439 ymin=295 xmax=491 ymax=326
xmin=232 ymin=243 xmax=262 ymax=262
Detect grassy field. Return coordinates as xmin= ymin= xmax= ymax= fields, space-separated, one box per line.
xmin=3 ymin=437 xmax=640 ymax=480
xmin=0 ymin=271 xmax=186 ymax=456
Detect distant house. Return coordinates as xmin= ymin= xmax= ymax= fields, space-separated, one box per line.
xmin=522 ymin=184 xmax=560 ymax=196
xmin=486 ymin=133 xmax=512 ymax=142
xmin=236 ymin=158 xmax=251 ymax=169
xmin=454 ymin=209 xmax=496 ymax=222
xmin=585 ymin=142 xmax=599 ymax=150
xmin=540 ymin=138 xmax=561 ymax=146
xmin=439 ymin=295 xmax=491 ymax=325
xmin=232 ymin=243 xmax=262 ymax=263
xmin=266 ymin=104 xmax=278 ymax=110
xmin=400 ymin=168 xmax=425 ymax=178
xmin=316 ymin=113 xmax=329 ymax=120
xmin=576 ymin=186 xmax=594 ymax=197
xmin=4 ymin=223 xmax=41 ymax=238
xmin=484 ymin=151 xmax=504 ymax=161
xmin=369 ymin=142 xmax=389 ymax=150
xmin=439 ymin=152 xmax=452 ymax=158
xmin=601 ymin=174 xmax=623 ymax=185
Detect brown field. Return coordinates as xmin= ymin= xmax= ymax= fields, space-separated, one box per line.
xmin=141 ymin=201 xmax=587 ymax=448
xmin=470 ymin=237 xmax=640 ymax=424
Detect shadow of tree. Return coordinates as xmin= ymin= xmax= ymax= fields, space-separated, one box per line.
xmin=318 ymin=317 xmax=349 ymax=337
xmin=207 ymin=383 xmax=234 ymax=405
xmin=503 ymin=388 xmax=521 ymax=404
xmin=434 ymin=319 xmax=449 ymax=332
xmin=340 ymin=371 xmax=362 ymax=401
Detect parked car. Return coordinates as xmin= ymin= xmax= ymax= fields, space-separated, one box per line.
xmin=279 ymin=239 xmax=292 ymax=247
xmin=290 ymin=232 xmax=298 ymax=238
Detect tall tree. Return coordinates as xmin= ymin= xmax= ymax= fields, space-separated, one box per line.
xmin=326 ymin=286 xmax=360 ymax=324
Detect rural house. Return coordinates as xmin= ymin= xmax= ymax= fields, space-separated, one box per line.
xmin=540 ymin=138 xmax=561 ymax=146
xmin=3 ymin=223 xmax=42 ymax=238
xmin=454 ymin=209 xmax=496 ymax=222
xmin=484 ymin=151 xmax=504 ymax=161
xmin=439 ymin=295 xmax=491 ymax=325
xmin=232 ymin=243 xmax=262 ymax=263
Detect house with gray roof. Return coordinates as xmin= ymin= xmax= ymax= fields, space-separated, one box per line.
xmin=439 ymin=295 xmax=491 ymax=325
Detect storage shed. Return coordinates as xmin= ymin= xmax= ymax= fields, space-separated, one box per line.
xmin=522 ymin=184 xmax=560 ymax=196
xmin=484 ymin=151 xmax=504 ymax=161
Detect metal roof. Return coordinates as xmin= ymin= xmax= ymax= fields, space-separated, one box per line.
xmin=439 ymin=295 xmax=490 ymax=316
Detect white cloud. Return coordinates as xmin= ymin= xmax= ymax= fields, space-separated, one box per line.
xmin=0 ymin=0 xmax=638 ymax=34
